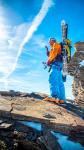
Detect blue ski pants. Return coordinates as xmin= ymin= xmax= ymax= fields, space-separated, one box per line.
xmin=49 ymin=62 xmax=66 ymax=100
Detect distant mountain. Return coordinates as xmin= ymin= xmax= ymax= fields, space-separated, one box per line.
xmin=0 ymin=90 xmax=48 ymax=100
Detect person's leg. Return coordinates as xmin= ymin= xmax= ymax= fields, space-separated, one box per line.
xmin=54 ymin=62 xmax=66 ymax=101
xmin=59 ymin=70 xmax=66 ymax=101
xmin=49 ymin=66 xmax=60 ymax=98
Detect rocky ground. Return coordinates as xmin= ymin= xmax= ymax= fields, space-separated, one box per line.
xmin=0 ymin=92 xmax=84 ymax=150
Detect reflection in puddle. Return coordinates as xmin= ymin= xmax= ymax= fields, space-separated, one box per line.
xmin=51 ymin=131 xmax=84 ymax=150
xmin=20 ymin=121 xmax=42 ymax=131
xmin=20 ymin=121 xmax=84 ymax=150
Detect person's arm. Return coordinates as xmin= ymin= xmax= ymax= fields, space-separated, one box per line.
xmin=48 ymin=44 xmax=61 ymax=62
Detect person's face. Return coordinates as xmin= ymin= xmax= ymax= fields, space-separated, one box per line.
xmin=49 ymin=40 xmax=55 ymax=46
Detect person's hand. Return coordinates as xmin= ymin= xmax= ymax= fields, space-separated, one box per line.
xmin=47 ymin=60 xmax=51 ymax=66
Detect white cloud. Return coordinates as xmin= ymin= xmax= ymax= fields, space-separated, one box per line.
xmin=0 ymin=26 xmax=45 ymax=78
xmin=0 ymin=21 xmax=30 ymax=78
xmin=0 ymin=0 xmax=54 ymax=77
xmin=6 ymin=0 xmax=54 ymax=78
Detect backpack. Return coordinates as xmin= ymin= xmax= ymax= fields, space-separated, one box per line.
xmin=60 ymin=39 xmax=72 ymax=63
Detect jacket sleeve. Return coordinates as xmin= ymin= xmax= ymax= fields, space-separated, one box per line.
xmin=48 ymin=44 xmax=61 ymax=62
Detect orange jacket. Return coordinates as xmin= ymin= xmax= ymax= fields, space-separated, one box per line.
xmin=48 ymin=42 xmax=61 ymax=62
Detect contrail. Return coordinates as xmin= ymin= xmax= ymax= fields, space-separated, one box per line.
xmin=6 ymin=0 xmax=53 ymax=78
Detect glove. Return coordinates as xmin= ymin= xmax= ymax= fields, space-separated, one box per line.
xmin=47 ymin=60 xmax=51 ymax=66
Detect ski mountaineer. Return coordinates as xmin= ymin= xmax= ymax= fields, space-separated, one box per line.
xmin=45 ymin=38 xmax=66 ymax=103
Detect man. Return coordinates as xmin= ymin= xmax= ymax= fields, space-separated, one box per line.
xmin=45 ymin=38 xmax=65 ymax=103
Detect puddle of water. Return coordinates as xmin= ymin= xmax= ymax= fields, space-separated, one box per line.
xmin=19 ymin=121 xmax=84 ymax=150
xmin=19 ymin=121 xmax=42 ymax=131
xmin=51 ymin=131 xmax=84 ymax=150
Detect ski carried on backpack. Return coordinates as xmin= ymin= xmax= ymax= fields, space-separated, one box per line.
xmin=61 ymin=20 xmax=68 ymax=81
xmin=61 ymin=20 xmax=72 ymax=82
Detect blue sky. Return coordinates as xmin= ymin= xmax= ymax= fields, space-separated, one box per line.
xmin=0 ymin=0 xmax=84 ymax=99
